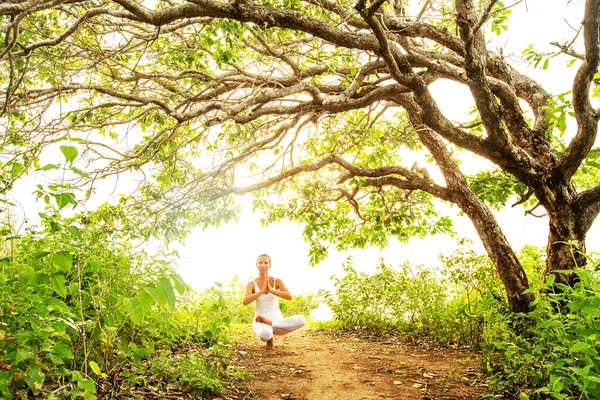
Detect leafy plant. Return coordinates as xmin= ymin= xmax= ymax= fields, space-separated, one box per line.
xmin=483 ymin=263 xmax=600 ymax=399
xmin=0 ymin=204 xmax=189 ymax=399
xmin=321 ymin=256 xmax=480 ymax=343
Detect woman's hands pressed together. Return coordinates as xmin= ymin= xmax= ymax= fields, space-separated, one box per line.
xmin=261 ymin=278 xmax=272 ymax=295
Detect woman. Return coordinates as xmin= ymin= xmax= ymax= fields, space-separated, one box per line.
xmin=243 ymin=254 xmax=306 ymax=349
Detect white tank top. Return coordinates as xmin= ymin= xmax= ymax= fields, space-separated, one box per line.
xmin=253 ymin=278 xmax=283 ymax=321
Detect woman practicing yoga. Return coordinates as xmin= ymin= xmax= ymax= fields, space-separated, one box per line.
xmin=243 ymin=254 xmax=306 ymax=349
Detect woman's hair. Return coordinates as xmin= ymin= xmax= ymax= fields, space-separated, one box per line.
xmin=256 ymin=254 xmax=271 ymax=263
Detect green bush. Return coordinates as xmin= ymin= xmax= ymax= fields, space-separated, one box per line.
xmin=320 ymin=256 xmax=488 ymax=343
xmin=440 ymin=239 xmax=505 ymax=345
xmin=280 ymin=292 xmax=320 ymax=318
xmin=0 ymin=208 xmax=241 ymax=399
xmin=483 ymin=266 xmax=600 ymax=399
xmin=171 ymin=280 xmax=250 ymax=345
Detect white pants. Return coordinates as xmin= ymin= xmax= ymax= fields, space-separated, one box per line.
xmin=253 ymin=315 xmax=306 ymax=342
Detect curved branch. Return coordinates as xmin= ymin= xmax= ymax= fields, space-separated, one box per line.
xmin=511 ymin=188 xmax=533 ymax=207
xmin=0 ymin=0 xmax=65 ymax=16
xmin=576 ymin=184 xmax=600 ymax=233
xmin=17 ymin=8 xmax=132 ymax=55
xmin=558 ymin=0 xmax=600 ymax=180
xmin=0 ymin=14 xmax=23 ymax=61
xmin=456 ymin=0 xmax=510 ymax=150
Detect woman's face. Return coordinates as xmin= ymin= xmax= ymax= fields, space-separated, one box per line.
xmin=256 ymin=255 xmax=271 ymax=274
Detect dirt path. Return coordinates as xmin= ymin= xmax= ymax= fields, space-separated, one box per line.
xmin=233 ymin=329 xmax=484 ymax=400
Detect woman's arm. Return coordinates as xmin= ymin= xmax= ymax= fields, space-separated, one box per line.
xmin=243 ymin=281 xmax=265 ymax=305
xmin=272 ymin=278 xmax=293 ymax=301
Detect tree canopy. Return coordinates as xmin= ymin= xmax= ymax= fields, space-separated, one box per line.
xmin=2 ymin=0 xmax=600 ymax=312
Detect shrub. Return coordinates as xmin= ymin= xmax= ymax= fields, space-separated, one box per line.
xmin=280 ymin=292 xmax=320 ymax=318
xmin=0 ymin=209 xmax=234 ymax=399
xmin=321 ymin=257 xmax=481 ymax=343
xmin=483 ymin=266 xmax=600 ymax=399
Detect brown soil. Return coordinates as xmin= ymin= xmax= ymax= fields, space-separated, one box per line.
xmin=232 ymin=328 xmax=485 ymax=400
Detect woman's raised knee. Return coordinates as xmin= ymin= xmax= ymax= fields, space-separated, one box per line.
xmin=254 ymin=324 xmax=274 ymax=341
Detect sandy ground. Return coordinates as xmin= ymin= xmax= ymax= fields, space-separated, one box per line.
xmin=232 ymin=328 xmax=485 ymax=400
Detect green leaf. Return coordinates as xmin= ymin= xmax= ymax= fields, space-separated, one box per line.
xmin=125 ymin=297 xmax=143 ymax=325
xmin=89 ymin=361 xmax=101 ymax=375
xmin=77 ymin=378 xmax=96 ymax=393
xmin=66 ymin=225 xmax=83 ymax=240
xmin=46 ymin=353 xmax=65 ymax=365
xmin=88 ymin=260 xmax=102 ymax=272
xmin=570 ymin=341 xmax=591 ymax=353
xmin=11 ymin=162 xmax=24 ymax=176
xmin=15 ymin=349 xmax=34 ymax=365
xmin=52 ymin=251 xmax=72 ymax=272
xmin=25 ymin=366 xmax=45 ymax=393
xmin=171 ymin=273 xmax=187 ymax=295
xmin=50 ymin=274 xmax=67 ymax=297
xmin=60 ymin=145 xmax=78 ymax=163
xmin=157 ymin=277 xmax=176 ymax=311
xmin=142 ymin=286 xmax=160 ymax=303
xmin=132 ymin=346 xmax=152 ymax=364
xmin=33 ymin=251 xmax=51 ymax=260
xmin=37 ymin=163 xmax=61 ymax=171
xmin=103 ymin=314 xmax=115 ymax=327
xmin=54 ymin=192 xmax=77 ymax=209
xmin=519 ymin=393 xmax=530 ymax=400
xmin=53 ymin=343 xmax=73 ymax=360
xmin=70 ymin=166 xmax=91 ymax=179
xmin=588 ymin=161 xmax=600 ymax=169
xmin=137 ymin=289 xmax=155 ymax=314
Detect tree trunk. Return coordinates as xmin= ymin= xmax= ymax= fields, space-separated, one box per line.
xmin=454 ymin=189 xmax=534 ymax=313
xmin=535 ymin=176 xmax=588 ymax=286
xmin=544 ymin=212 xmax=587 ymax=286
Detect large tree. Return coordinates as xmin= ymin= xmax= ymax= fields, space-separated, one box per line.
xmin=2 ymin=0 xmax=600 ymax=312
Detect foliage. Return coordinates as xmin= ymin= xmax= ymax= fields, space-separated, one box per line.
xmin=320 ymin=247 xmax=501 ymax=345
xmin=518 ymin=244 xmax=546 ymax=282
xmin=483 ymin=264 xmax=600 ymax=399
xmin=0 ymin=202 xmax=245 ymax=399
xmin=280 ymin=292 xmax=321 ymax=318
xmin=320 ymin=242 xmax=552 ymax=347
xmin=439 ymin=239 xmax=503 ymax=344
xmin=174 ymin=278 xmax=253 ymax=345
xmin=467 ymin=170 xmax=531 ymax=211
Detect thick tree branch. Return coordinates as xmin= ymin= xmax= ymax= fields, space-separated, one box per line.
xmin=578 ymin=185 xmax=600 ymax=233
xmin=558 ymin=0 xmax=600 ymax=180
xmin=362 ymin=175 xmax=445 ymax=196
xmin=0 ymin=0 xmax=66 ymax=16
xmin=577 ymin=184 xmax=600 ymax=211
xmin=456 ymin=0 xmax=511 ymax=150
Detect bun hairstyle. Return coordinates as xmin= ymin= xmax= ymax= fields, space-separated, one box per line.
xmin=257 ymin=254 xmax=271 ymax=263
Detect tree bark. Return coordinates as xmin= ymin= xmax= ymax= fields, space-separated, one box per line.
xmin=452 ymin=188 xmax=534 ymax=313
xmin=411 ymin=119 xmax=534 ymax=313
xmin=544 ymin=211 xmax=587 ymax=286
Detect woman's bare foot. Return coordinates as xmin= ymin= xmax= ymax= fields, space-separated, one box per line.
xmin=255 ymin=315 xmax=272 ymax=325
xmin=265 ymin=338 xmax=274 ymax=350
